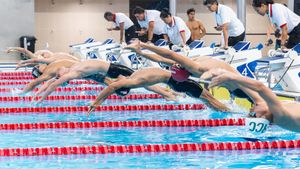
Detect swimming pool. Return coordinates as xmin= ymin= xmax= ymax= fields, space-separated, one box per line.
xmin=0 ymin=72 xmax=300 ymax=169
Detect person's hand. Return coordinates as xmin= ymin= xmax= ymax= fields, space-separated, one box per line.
xmin=265 ymin=38 xmax=273 ymax=46
xmin=182 ymin=45 xmax=190 ymax=55
xmin=107 ymin=28 xmax=113 ymax=31
xmin=146 ymin=40 xmax=153 ymax=45
xmin=119 ymin=39 xmax=125 ymax=44
xmin=208 ymin=69 xmax=235 ymax=88
xmin=136 ymin=29 xmax=146 ymax=36
xmin=6 ymin=47 xmax=21 ymax=54
xmin=280 ymin=45 xmax=288 ymax=52
xmin=214 ymin=25 xmax=223 ymax=31
xmin=221 ymin=46 xmax=228 ymax=50
xmin=87 ymin=104 xmax=97 ymax=117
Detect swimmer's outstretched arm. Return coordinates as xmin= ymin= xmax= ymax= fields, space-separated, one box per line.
xmin=139 ymin=42 xmax=205 ymax=76
xmin=36 ymin=73 xmax=79 ymax=103
xmin=199 ymin=89 xmax=230 ymax=112
xmin=209 ymin=70 xmax=300 ymax=132
xmin=6 ymin=47 xmax=35 ymax=59
xmin=126 ymin=43 xmax=176 ymax=66
xmin=34 ymin=78 xmax=57 ymax=97
xmin=88 ymin=78 xmax=140 ymax=116
xmin=20 ymin=75 xmax=52 ymax=95
xmin=16 ymin=58 xmax=53 ymax=70
xmin=19 ymin=58 xmax=52 ymax=65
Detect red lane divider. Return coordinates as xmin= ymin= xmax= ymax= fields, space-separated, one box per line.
xmin=0 ymin=80 xmax=98 ymax=86
xmin=0 ymin=94 xmax=163 ymax=102
xmin=0 ymin=76 xmax=33 ymax=80
xmin=0 ymin=139 xmax=299 ymax=156
xmin=0 ymin=72 xmax=31 ymax=76
xmin=0 ymin=118 xmax=245 ymax=130
xmin=0 ymin=104 xmax=205 ymax=114
xmin=0 ymin=86 xmax=105 ymax=93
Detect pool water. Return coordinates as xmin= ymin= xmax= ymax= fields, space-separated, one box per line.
xmin=0 ymin=79 xmax=299 ymax=169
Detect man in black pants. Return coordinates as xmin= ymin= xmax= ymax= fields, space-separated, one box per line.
xmin=104 ymin=11 xmax=137 ymax=43
xmin=133 ymin=6 xmax=165 ymax=43
xmin=252 ymin=0 xmax=300 ymax=49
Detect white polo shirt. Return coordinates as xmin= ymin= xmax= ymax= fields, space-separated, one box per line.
xmin=162 ymin=16 xmax=191 ymax=45
xmin=268 ymin=3 xmax=300 ymax=33
xmin=214 ymin=4 xmax=245 ymax=37
xmin=137 ymin=10 xmax=165 ymax=35
xmin=113 ymin=13 xmax=134 ymax=30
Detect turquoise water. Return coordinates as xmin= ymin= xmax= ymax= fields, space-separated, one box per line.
xmin=0 ymin=80 xmax=299 ymax=168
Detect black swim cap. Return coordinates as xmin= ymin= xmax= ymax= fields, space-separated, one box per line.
xmin=115 ymin=87 xmax=130 ymax=96
xmin=32 ymin=66 xmax=42 ymax=78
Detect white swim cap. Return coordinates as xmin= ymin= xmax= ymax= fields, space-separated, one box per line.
xmin=245 ymin=118 xmax=270 ymax=135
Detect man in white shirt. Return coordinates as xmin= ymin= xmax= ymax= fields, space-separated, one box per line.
xmin=203 ymin=0 xmax=245 ymax=49
xmin=104 ymin=11 xmax=137 ymax=43
xmin=252 ymin=0 xmax=300 ymax=49
xmin=133 ymin=7 xmax=165 ymax=43
xmin=160 ymin=9 xmax=192 ymax=48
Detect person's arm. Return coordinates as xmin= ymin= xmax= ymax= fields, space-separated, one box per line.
xmin=212 ymin=73 xmax=300 ymax=132
xmin=163 ymin=34 xmax=169 ymax=42
xmin=6 ymin=47 xmax=36 ymax=58
xmin=198 ymin=21 xmax=206 ymax=39
xmin=88 ymin=78 xmax=139 ymax=115
xmin=179 ymin=31 xmax=187 ymax=46
xmin=208 ymin=70 xmax=286 ymax=116
xmin=19 ymin=58 xmax=52 ymax=65
xmin=19 ymin=75 xmax=52 ymax=95
xmin=36 ymin=72 xmax=79 ymax=103
xmin=200 ymin=88 xmax=230 ymax=112
xmin=280 ymin=25 xmax=288 ymax=49
xmin=221 ymin=23 xmax=229 ymax=48
xmin=34 ymin=78 xmax=57 ymax=96
xmin=15 ymin=58 xmax=52 ymax=70
xmin=119 ymin=22 xmax=125 ymax=43
xmin=147 ymin=21 xmax=155 ymax=42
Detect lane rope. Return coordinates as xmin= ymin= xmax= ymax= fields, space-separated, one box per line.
xmin=0 ymin=103 xmax=205 ymax=114
xmin=0 ymin=139 xmax=299 ymax=156
xmin=0 ymin=94 xmax=163 ymax=101
xmin=0 ymin=80 xmax=98 ymax=86
xmin=0 ymin=118 xmax=245 ymax=130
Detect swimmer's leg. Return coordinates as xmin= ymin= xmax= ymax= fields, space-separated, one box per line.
xmin=140 ymin=42 xmax=204 ymax=76
xmin=145 ymin=85 xmax=177 ymax=101
xmin=199 ymin=89 xmax=230 ymax=112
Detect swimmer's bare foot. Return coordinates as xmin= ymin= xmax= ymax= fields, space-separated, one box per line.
xmin=164 ymin=94 xmax=178 ymax=102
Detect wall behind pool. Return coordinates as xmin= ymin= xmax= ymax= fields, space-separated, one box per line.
xmin=0 ymin=0 xmax=34 ymax=63
xmin=34 ymin=0 xmax=288 ymax=56
xmin=0 ymin=0 xmax=289 ymax=62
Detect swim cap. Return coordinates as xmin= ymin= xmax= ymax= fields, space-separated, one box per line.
xmin=245 ymin=118 xmax=269 ymax=135
xmin=170 ymin=64 xmax=190 ymax=82
xmin=61 ymin=81 xmax=69 ymax=87
xmin=115 ymin=87 xmax=130 ymax=96
xmin=32 ymin=66 xmax=42 ymax=78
